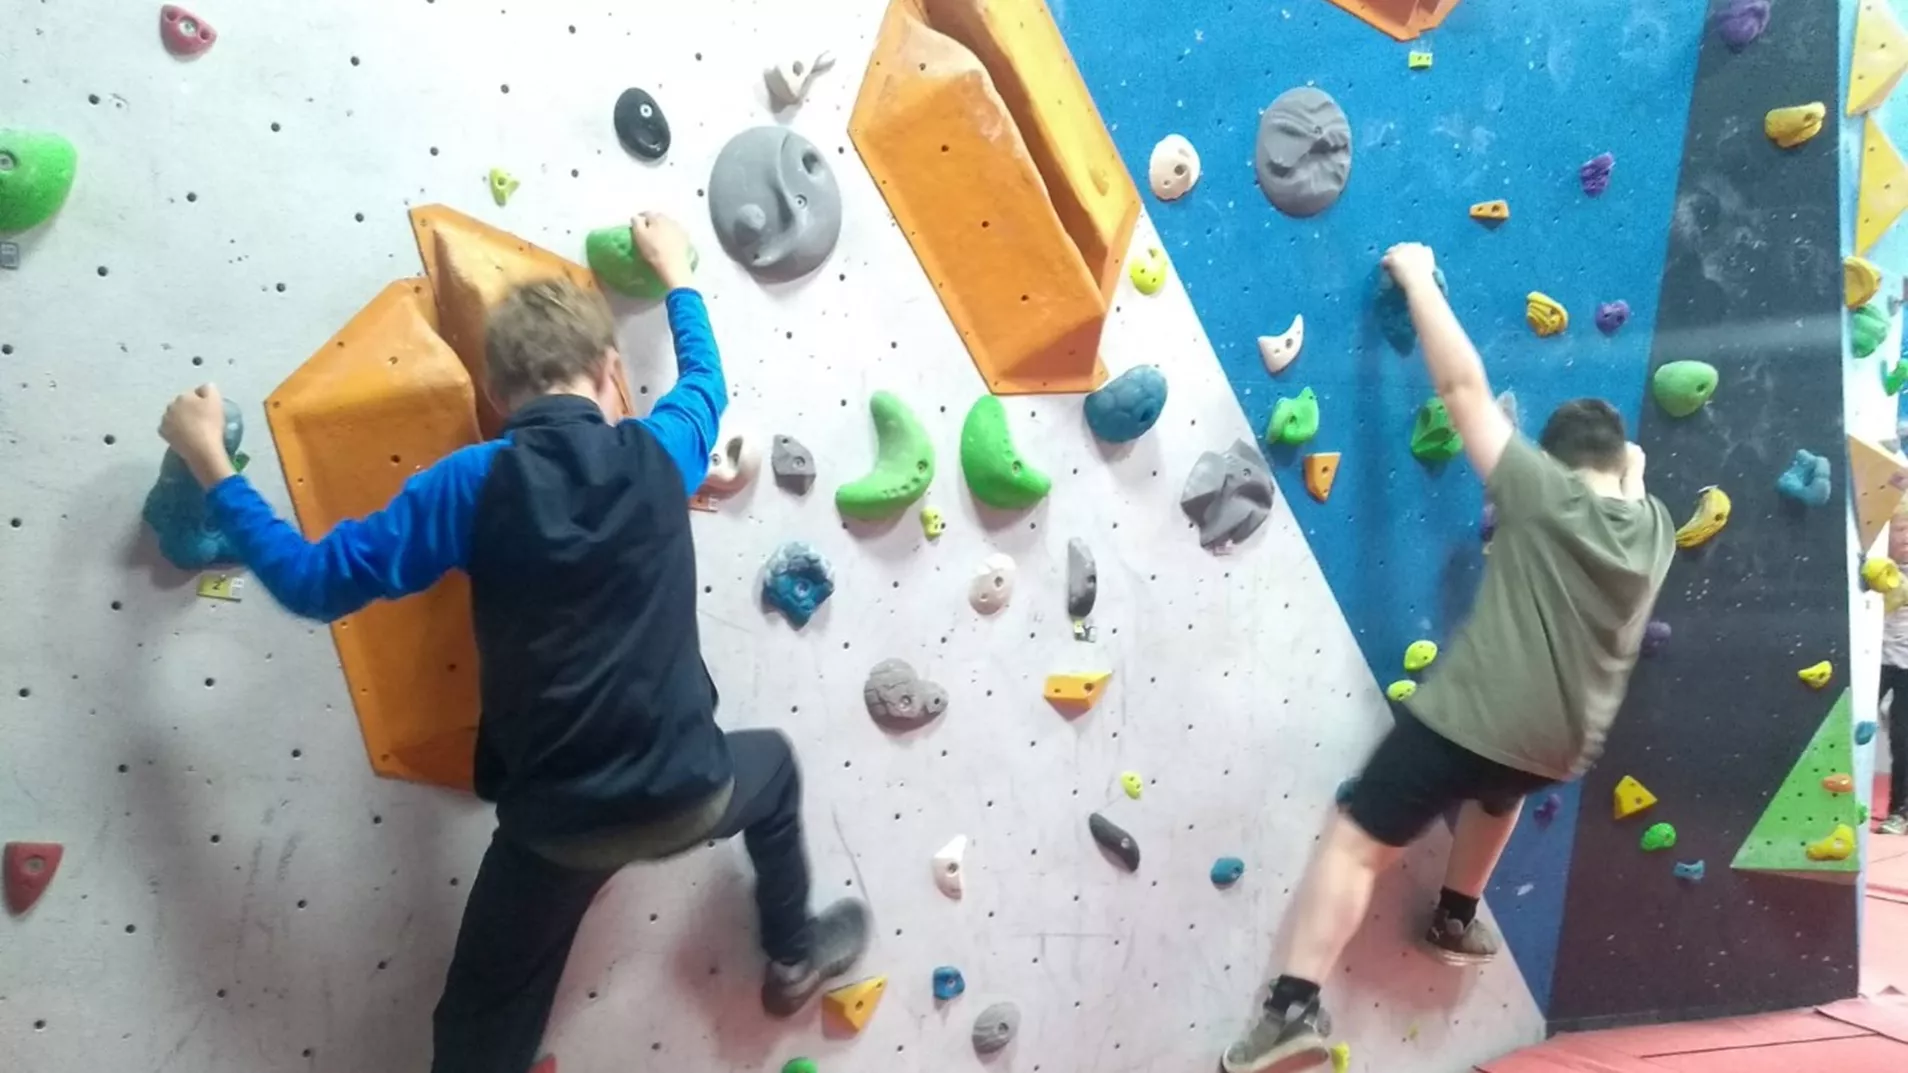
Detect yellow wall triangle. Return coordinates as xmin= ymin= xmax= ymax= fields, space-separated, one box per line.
xmin=823 ymin=976 xmax=887 ymax=1032
xmin=1613 ymin=775 xmax=1657 ymax=820
xmin=1858 ymin=117 xmax=1908 ymax=255
xmin=1848 ymin=435 xmax=1908 ymax=550
xmin=1850 ymin=0 xmax=1908 ymax=116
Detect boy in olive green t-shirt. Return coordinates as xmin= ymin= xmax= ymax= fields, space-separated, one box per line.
xmin=1223 ymin=243 xmax=1675 ymax=1073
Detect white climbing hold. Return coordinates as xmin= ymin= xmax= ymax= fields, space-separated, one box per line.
xmin=765 ymin=51 xmax=836 ymax=109
xmin=967 ymin=553 xmax=1016 ymax=615
xmin=1148 ymin=134 xmax=1202 ymax=200
xmin=1259 ymin=316 xmax=1304 ymax=375
xmin=933 ymin=835 xmax=968 ymax=899
xmin=700 ymin=424 xmax=763 ymax=496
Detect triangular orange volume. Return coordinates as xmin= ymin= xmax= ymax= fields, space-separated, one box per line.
xmin=5 ymin=841 xmax=64 ymax=915
xmin=824 ymin=975 xmax=888 ymax=1032
xmin=1858 ymin=117 xmax=1908 ymax=255
xmin=1849 ymin=435 xmax=1908 ymax=549
xmin=1304 ymin=452 xmax=1341 ymax=502
xmin=1849 ymin=0 xmax=1908 ymax=116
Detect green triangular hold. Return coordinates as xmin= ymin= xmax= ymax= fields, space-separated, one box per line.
xmin=1730 ymin=689 xmax=1862 ymax=880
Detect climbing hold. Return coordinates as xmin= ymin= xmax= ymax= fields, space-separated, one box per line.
xmin=971 ymin=1002 xmax=1020 ymax=1056
xmin=1088 ymin=812 xmax=1140 ymax=872
xmin=1864 ymin=556 xmax=1903 ymax=593
xmin=1613 ymin=775 xmax=1657 ymax=820
xmin=1806 ymin=824 xmax=1857 ymax=862
xmin=764 ymin=51 xmax=836 ymax=110
xmin=771 ymin=435 xmax=816 ymax=494
xmin=932 ymin=966 xmax=966 ymax=1001
xmin=1084 ymin=365 xmax=1168 ymax=444
xmin=1579 ymin=152 xmax=1615 ymax=197
xmin=0 ymin=241 xmax=17 ymax=269
xmin=1303 ymin=452 xmax=1340 ymax=503
xmin=1259 ymin=315 xmax=1304 ymax=375
xmin=1403 ymin=640 xmax=1438 ymax=673
xmin=1880 ymin=355 xmax=1907 ymax=394
xmin=1120 ymin=771 xmax=1143 ymax=800
xmin=782 ymin=1060 xmax=817 ymax=1073
xmin=1858 ymin=117 xmax=1908 ymax=255
xmin=960 ymin=396 xmax=1052 ymax=510
xmin=823 ymin=976 xmax=888 ymax=1033
xmin=1067 ymin=538 xmax=1098 ymax=620
xmin=487 ymin=168 xmax=521 ymax=208
xmin=1674 ymin=486 xmax=1731 ymax=549
xmin=585 ymin=224 xmax=697 ymax=300
xmin=1179 ymin=440 xmax=1275 ymax=549
xmin=1642 ymin=620 xmax=1671 ymax=657
xmin=762 ymin=542 xmax=834 ymax=628
xmin=933 ymin=835 xmax=967 ymax=899
xmin=143 ymin=397 xmax=245 ymax=570
xmin=920 ymin=506 xmax=945 ymax=540
xmin=1854 ymin=303 xmax=1890 ymax=358
xmin=1148 ymin=134 xmax=1202 ymax=201
xmin=1533 ymin=793 xmax=1562 ymax=824
xmin=1858 ymin=721 xmax=1879 ymax=746
xmin=968 ymin=553 xmax=1018 ymax=615
xmin=700 ymin=426 xmax=764 ymax=497
xmin=1377 ymin=267 xmax=1446 ymax=354
xmin=836 ymin=391 xmax=934 ymax=520
xmin=1847 ymin=256 xmax=1884 ymax=309
xmin=1674 ymin=860 xmax=1707 ymax=882
xmin=4 ymin=842 xmax=63 ymax=915
xmin=1335 ymin=778 xmax=1358 ymax=806
xmin=1717 ymin=0 xmax=1770 ymax=50
xmin=0 ymin=130 xmax=78 ymax=235
xmin=612 ymin=88 xmax=670 ymax=161
xmin=1469 ymin=200 xmax=1510 ymax=222
xmin=159 ymin=5 xmax=216 ymax=57
xmin=1410 ymin=398 xmax=1463 ymax=464
xmin=1851 ymin=0 xmax=1908 ymax=116
xmin=1526 ymin=292 xmax=1568 ymax=337
xmin=1640 ymin=822 xmax=1678 ymax=852
xmin=1265 ymin=387 xmax=1320 ymax=447
xmin=863 ymin=659 xmax=948 ymax=730
xmin=1330 ymin=1042 xmax=1351 ymax=1073
xmin=1128 ymin=245 xmax=1168 ymax=295
xmin=1797 ymin=661 xmax=1833 ymax=689
xmin=1823 ymin=773 xmax=1856 ymax=794
xmin=1045 ymin=672 xmax=1112 ymax=714
xmin=709 ymin=126 xmax=841 ymax=281
xmin=1407 ymin=51 xmax=1433 ymax=70
xmin=1595 ymin=300 xmax=1631 ymax=335
xmin=1211 ymin=856 xmax=1245 ymax=887
xmin=1256 ymin=87 xmax=1352 ymax=218
xmin=1775 ymin=450 xmax=1832 ymax=507
xmin=1480 ymin=503 xmax=1497 ymax=544
xmin=1764 ymin=103 xmax=1826 ymax=149
xmin=1652 ymin=361 xmax=1719 ymax=417
xmin=531 ymin=1057 xmax=556 ymax=1073
xmin=1386 ymin=680 xmax=1417 ymax=703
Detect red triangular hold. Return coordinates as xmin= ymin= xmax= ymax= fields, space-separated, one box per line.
xmin=529 ymin=1057 xmax=556 ymax=1073
xmin=5 ymin=841 xmax=64 ymax=915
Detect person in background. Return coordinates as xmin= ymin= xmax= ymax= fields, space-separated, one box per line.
xmin=156 ymin=212 xmax=868 ymax=1073
xmin=1879 ymin=509 xmax=1908 ymax=835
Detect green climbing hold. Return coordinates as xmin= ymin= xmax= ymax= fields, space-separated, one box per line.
xmin=837 ymin=391 xmax=935 ymax=520
xmin=1403 ymin=639 xmax=1438 ymax=672
xmin=1265 ymin=387 xmax=1320 ymax=446
xmin=489 ymin=168 xmax=520 ymax=207
xmin=1385 ymin=680 xmax=1417 ymax=702
xmin=1640 ymin=822 xmax=1677 ymax=852
xmin=1884 ymin=358 xmax=1908 ymax=397
xmin=782 ymin=1060 xmax=819 ymax=1073
xmin=1853 ymin=303 xmax=1890 ymax=358
xmin=0 ymin=130 xmax=78 ymax=234
xmin=1410 ymin=398 xmax=1463 ymax=463
xmin=959 ymin=395 xmax=1052 ymax=510
xmin=585 ymin=224 xmax=698 ymax=299
xmin=1650 ymin=361 xmax=1719 ymax=418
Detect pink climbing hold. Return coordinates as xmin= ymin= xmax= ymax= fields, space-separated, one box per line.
xmin=4 ymin=841 xmax=64 ymax=915
xmin=529 ymin=1057 xmax=556 ymax=1073
xmin=160 ymin=5 xmax=217 ymax=57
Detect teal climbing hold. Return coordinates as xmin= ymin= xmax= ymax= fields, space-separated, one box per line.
xmin=0 ymin=130 xmax=79 ymax=234
xmin=1853 ymin=303 xmax=1890 ymax=358
xmin=1410 ymin=398 xmax=1463 ymax=463
xmin=960 ymin=395 xmax=1051 ymax=510
xmin=142 ymin=397 xmax=246 ymax=570
xmin=585 ymin=225 xmax=697 ymax=299
xmin=1210 ymin=856 xmax=1245 ymax=887
xmin=1651 ymin=361 xmax=1719 ymax=418
xmin=1776 ymin=449 xmax=1831 ymax=507
xmin=837 ymin=392 xmax=935 ymax=520
xmin=1377 ymin=266 xmax=1446 ymax=354
xmin=1265 ymin=387 xmax=1319 ymax=447
xmin=1640 ymin=822 xmax=1678 ymax=852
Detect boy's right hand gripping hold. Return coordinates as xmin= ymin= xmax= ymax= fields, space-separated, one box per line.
xmin=632 ymin=212 xmax=696 ymax=293
xmin=1381 ymin=241 xmax=1439 ymax=294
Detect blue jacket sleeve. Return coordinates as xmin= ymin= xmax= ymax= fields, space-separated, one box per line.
xmin=205 ymin=441 xmax=502 ymax=622
xmin=631 ymin=288 xmax=728 ymax=493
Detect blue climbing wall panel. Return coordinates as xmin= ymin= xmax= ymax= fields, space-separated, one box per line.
xmin=1055 ymin=0 xmax=1709 ymax=1015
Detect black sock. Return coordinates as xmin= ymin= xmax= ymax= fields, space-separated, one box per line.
xmin=1268 ymin=974 xmax=1320 ymax=1011
xmin=1438 ymin=887 xmax=1479 ymax=926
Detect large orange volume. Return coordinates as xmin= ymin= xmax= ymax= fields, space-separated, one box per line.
xmin=1324 ymin=0 xmax=1462 ymax=41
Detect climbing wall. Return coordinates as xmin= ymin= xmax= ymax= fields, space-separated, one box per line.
xmin=0 ymin=2 xmax=1544 ymax=1072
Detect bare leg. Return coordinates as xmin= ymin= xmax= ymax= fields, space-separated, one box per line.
xmin=1442 ymin=798 xmax=1521 ymax=898
xmin=1283 ymin=812 xmax=1406 ymax=981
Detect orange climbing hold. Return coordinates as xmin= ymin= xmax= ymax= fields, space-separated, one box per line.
xmin=824 ymin=975 xmax=888 ymax=1032
xmin=1045 ymin=671 xmax=1112 ymax=714
xmin=1304 ymin=452 xmax=1341 ymax=502
xmin=1468 ymin=200 xmax=1510 ymax=222
xmin=1822 ymin=773 xmax=1855 ymax=794
xmin=1849 ymin=435 xmax=1908 ymax=549
xmin=1323 ymin=0 xmax=1462 ymax=42
xmin=4 ymin=841 xmax=64 ymax=915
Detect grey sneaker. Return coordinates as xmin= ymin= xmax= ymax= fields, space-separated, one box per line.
xmin=761 ymin=898 xmax=871 ymax=1017
xmin=1220 ymin=997 xmax=1332 ymax=1073
xmin=1425 ymin=908 xmax=1499 ymax=965
xmin=1881 ymin=812 xmax=1908 ymax=836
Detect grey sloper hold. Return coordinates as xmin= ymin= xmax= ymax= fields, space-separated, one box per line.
xmin=1088 ymin=812 xmax=1140 ymax=872
xmin=1256 ymin=87 xmax=1352 ymax=217
xmin=1179 ymin=440 xmax=1274 ymax=549
xmin=863 ymin=658 xmax=948 ymax=730
xmin=972 ymin=1002 xmax=1021 ymax=1056
xmin=708 ymin=126 xmax=841 ymax=282
xmin=772 ymin=434 xmax=816 ymax=493
xmin=1067 ymin=538 xmax=1097 ymax=619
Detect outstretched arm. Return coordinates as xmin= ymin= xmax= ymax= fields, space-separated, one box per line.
xmin=1384 ymin=243 xmax=1513 ymax=480
xmin=623 ymin=212 xmax=728 ymax=493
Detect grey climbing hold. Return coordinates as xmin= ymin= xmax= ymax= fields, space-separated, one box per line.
xmin=1211 ymin=856 xmax=1245 ymax=887
xmin=968 ymin=553 xmax=1017 ymax=615
xmin=1641 ymin=620 xmax=1671 ymax=657
xmin=1088 ymin=812 xmax=1140 ymax=872
xmin=143 ymin=397 xmax=245 ymax=570
xmin=1255 ymin=87 xmax=1352 ymax=217
xmin=1083 ymin=365 xmax=1168 ymax=444
xmin=1776 ymin=449 xmax=1832 ymax=507
xmin=1378 ymin=267 xmax=1446 ymax=354
xmin=765 ymin=52 xmax=836 ymax=110
xmin=1335 ymin=778 xmax=1358 ymax=806
xmin=772 ymin=434 xmax=816 ymax=493
xmin=0 ymin=242 xmax=19 ymax=269
xmin=762 ymin=542 xmax=834 ymax=628
xmin=971 ymin=1002 xmax=1020 ymax=1056
xmin=1067 ymin=538 xmax=1097 ymax=620
xmin=863 ymin=659 xmax=948 ymax=730
xmin=1179 ymin=439 xmax=1274 ymax=550
xmin=708 ymin=127 xmax=841 ymax=282
xmin=613 ymin=88 xmax=670 ymax=161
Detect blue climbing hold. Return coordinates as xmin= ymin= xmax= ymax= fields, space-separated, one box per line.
xmin=762 ymin=541 xmax=835 ymax=628
xmin=932 ymin=965 xmax=966 ymax=1001
xmin=1775 ymin=449 xmax=1832 ymax=507
xmin=1083 ymin=365 xmax=1168 ymax=444
xmin=1210 ymin=856 xmax=1245 ymax=887
xmin=1673 ymin=860 xmax=1706 ymax=882
xmin=1857 ymin=720 xmax=1878 ymax=746
xmin=142 ymin=397 xmax=246 ymax=570
xmin=1335 ymin=777 xmax=1358 ymax=807
xmin=1377 ymin=266 xmax=1446 ymax=354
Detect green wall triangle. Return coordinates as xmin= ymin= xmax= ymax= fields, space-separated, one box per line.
xmin=1730 ymin=688 xmax=1862 ymax=877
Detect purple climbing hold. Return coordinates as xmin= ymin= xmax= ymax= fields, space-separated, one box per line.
xmin=1480 ymin=502 xmax=1497 ymax=544
xmin=1579 ymin=153 xmax=1614 ymax=197
xmin=1716 ymin=0 xmax=1770 ymax=51
xmin=1595 ymin=301 xmax=1631 ymax=335
xmin=1533 ymin=793 xmax=1562 ymax=825
xmin=1641 ymin=620 xmax=1671 ymax=657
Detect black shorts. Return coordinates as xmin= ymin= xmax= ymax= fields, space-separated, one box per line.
xmin=1346 ymin=708 xmax=1557 ymax=848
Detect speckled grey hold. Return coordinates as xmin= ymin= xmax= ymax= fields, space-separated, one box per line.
xmin=772 ymin=434 xmax=816 ymax=493
xmin=972 ymin=1001 xmax=1021 ymax=1056
xmin=1255 ymin=87 xmax=1352 ymax=217
xmin=863 ymin=658 xmax=948 ymax=730
xmin=1067 ymin=538 xmax=1097 ymax=619
xmin=708 ymin=126 xmax=841 ymax=282
xmin=1179 ymin=440 xmax=1275 ymax=549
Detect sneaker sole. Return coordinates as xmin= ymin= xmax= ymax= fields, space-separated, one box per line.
xmin=1425 ymin=944 xmax=1497 ymax=966
xmin=1219 ymin=1043 xmax=1334 ymax=1073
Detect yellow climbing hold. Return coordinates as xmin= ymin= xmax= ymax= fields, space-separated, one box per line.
xmin=1120 ymin=771 xmax=1143 ymax=800
xmin=1045 ymin=671 xmax=1112 ymax=712
xmin=1330 ymin=1042 xmax=1351 ymax=1073
xmin=1469 ymin=199 xmax=1509 ymax=222
xmin=1403 ymin=640 xmax=1438 ymax=672
xmin=1849 ymin=0 xmax=1908 ymax=116
xmin=1847 ymin=256 xmax=1884 ymax=309
xmin=1797 ymin=661 xmax=1832 ymax=689
xmin=1613 ymin=775 xmax=1657 ymax=820
xmin=1407 ymin=51 xmax=1433 ymax=70
xmin=1526 ymin=292 xmax=1568 ymax=336
xmin=1386 ymin=680 xmax=1417 ymax=703
xmin=823 ymin=976 xmax=888 ymax=1032
xmin=1674 ymin=486 xmax=1731 ymax=549
xmin=1129 ymin=246 xmax=1167 ymax=295
xmin=1763 ymin=103 xmax=1825 ymax=149
xmin=488 ymin=168 xmax=520 ymax=207
xmin=1806 ymin=824 xmax=1857 ymax=862
xmin=1858 ymin=116 xmax=1908 ymax=255
xmin=1864 ymin=556 xmax=1902 ymax=593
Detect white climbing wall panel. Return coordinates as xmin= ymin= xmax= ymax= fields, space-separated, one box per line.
xmin=0 ymin=2 xmax=1544 ymax=1070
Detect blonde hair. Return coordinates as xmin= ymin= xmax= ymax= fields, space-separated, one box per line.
xmin=484 ymin=278 xmax=615 ymax=403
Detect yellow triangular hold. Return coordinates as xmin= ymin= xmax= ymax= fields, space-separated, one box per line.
xmin=1613 ymin=775 xmax=1657 ymax=820
xmin=1044 ymin=671 xmax=1112 ymax=712
xmin=1858 ymin=117 xmax=1908 ymax=255
xmin=1849 ymin=435 xmax=1908 ymax=549
xmin=823 ymin=976 xmax=887 ymax=1032
xmin=1847 ymin=256 xmax=1883 ymax=309
xmin=1849 ymin=0 xmax=1908 ymax=116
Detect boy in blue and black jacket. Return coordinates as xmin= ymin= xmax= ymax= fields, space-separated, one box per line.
xmin=159 ymin=212 xmax=868 ymax=1073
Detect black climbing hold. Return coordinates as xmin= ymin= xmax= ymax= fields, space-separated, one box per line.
xmin=1088 ymin=812 xmax=1140 ymax=872
xmin=613 ymin=88 xmax=670 ymax=162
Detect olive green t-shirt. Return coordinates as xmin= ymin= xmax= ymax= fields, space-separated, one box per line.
xmin=1405 ymin=436 xmax=1675 ymax=780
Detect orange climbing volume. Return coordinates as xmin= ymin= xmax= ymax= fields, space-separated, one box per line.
xmin=1303 ymin=453 xmax=1341 ymax=502
xmin=1850 ymin=435 xmax=1908 ymax=549
xmin=1324 ymin=0 xmax=1462 ymax=42
xmin=851 ymin=0 xmax=1139 ymax=394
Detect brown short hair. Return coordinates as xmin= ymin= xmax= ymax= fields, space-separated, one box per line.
xmin=1539 ymin=398 xmax=1627 ymax=474
xmin=484 ymin=278 xmax=615 ymax=403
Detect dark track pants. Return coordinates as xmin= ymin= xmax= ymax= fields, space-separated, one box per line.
xmin=429 ymin=729 xmax=811 ymax=1073
xmin=1882 ymin=666 xmax=1908 ymax=817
